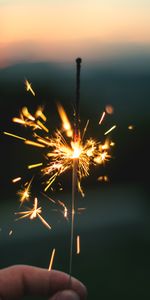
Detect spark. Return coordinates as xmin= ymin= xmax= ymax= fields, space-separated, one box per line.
xmin=12 ymin=177 xmax=22 ymax=183
xmin=78 ymin=207 xmax=86 ymax=213
xmin=28 ymin=163 xmax=43 ymax=169
xmin=104 ymin=125 xmax=116 ymax=135
xmin=25 ymin=79 xmax=35 ymax=96
xmin=81 ymin=120 xmax=89 ymax=140
xmin=17 ymin=178 xmax=33 ymax=205
xmin=110 ymin=141 xmax=115 ymax=147
xmin=105 ymin=105 xmax=114 ymax=114
xmin=58 ymin=200 xmax=68 ymax=219
xmin=25 ymin=140 xmax=45 ymax=148
xmin=76 ymin=235 xmax=80 ymax=254
xmin=35 ymin=107 xmax=47 ymax=122
xmin=12 ymin=118 xmax=26 ymax=125
xmin=6 ymin=103 xmax=112 ymax=195
xmin=99 ymin=111 xmax=106 ymax=125
xmin=15 ymin=197 xmax=51 ymax=230
xmin=9 ymin=230 xmax=13 ymax=236
xmin=98 ymin=175 xmax=109 ymax=182
xmin=4 ymin=132 xmax=26 ymax=141
xmin=41 ymin=192 xmax=56 ymax=204
xmin=128 ymin=125 xmax=134 ymax=130
xmin=57 ymin=102 xmax=72 ymax=137
xmin=12 ymin=106 xmax=48 ymax=131
xmin=36 ymin=120 xmax=49 ymax=133
xmin=48 ymin=248 xmax=56 ymax=271
xmin=22 ymin=107 xmax=35 ymax=121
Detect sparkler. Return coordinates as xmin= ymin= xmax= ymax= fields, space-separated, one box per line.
xmin=69 ymin=58 xmax=82 ymax=278
xmin=4 ymin=58 xmax=116 ymax=277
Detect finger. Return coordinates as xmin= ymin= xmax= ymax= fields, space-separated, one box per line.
xmin=49 ymin=290 xmax=80 ymax=300
xmin=0 ymin=265 xmax=87 ymax=300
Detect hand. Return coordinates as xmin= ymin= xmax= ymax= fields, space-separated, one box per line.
xmin=0 ymin=265 xmax=87 ymax=300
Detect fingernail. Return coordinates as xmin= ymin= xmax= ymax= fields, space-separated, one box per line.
xmin=63 ymin=290 xmax=80 ymax=299
xmin=55 ymin=290 xmax=80 ymax=300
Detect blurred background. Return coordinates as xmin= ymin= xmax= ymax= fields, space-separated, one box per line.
xmin=0 ymin=0 xmax=150 ymax=299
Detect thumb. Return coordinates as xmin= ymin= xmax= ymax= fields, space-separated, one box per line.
xmin=49 ymin=290 xmax=80 ymax=300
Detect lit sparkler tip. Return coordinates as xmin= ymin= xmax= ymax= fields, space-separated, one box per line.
xmin=48 ymin=248 xmax=56 ymax=271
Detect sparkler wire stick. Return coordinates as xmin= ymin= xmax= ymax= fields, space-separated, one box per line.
xmin=69 ymin=58 xmax=82 ymax=278
xmin=74 ymin=57 xmax=82 ymax=140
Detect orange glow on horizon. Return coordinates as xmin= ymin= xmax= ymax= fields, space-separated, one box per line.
xmin=0 ymin=1 xmax=150 ymax=67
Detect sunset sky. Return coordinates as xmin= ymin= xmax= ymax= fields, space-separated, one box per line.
xmin=0 ymin=0 xmax=150 ymax=67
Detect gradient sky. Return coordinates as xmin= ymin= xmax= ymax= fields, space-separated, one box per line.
xmin=0 ymin=0 xmax=150 ymax=67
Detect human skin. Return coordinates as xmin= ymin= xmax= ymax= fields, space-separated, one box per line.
xmin=0 ymin=265 xmax=87 ymax=300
